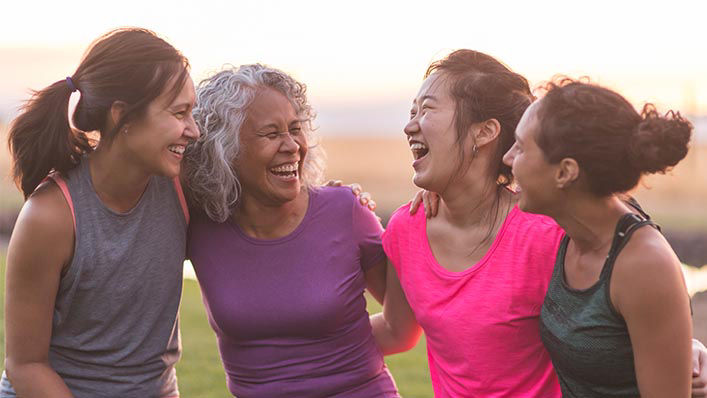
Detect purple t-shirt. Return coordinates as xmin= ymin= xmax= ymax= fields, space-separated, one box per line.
xmin=187 ymin=187 xmax=399 ymax=398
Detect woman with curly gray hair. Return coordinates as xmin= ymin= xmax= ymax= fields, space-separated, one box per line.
xmin=184 ymin=64 xmax=398 ymax=397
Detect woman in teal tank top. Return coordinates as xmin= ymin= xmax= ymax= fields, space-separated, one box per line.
xmin=503 ymin=78 xmax=693 ymax=396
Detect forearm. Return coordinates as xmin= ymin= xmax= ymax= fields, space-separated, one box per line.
xmin=6 ymin=361 xmax=74 ymax=397
xmin=370 ymin=312 xmax=421 ymax=355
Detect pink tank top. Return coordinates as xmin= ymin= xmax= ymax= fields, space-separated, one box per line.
xmin=382 ymin=204 xmax=564 ymax=397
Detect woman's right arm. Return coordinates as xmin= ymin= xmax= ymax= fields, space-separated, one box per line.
xmin=4 ymin=182 xmax=75 ymax=397
xmin=370 ymin=260 xmax=422 ymax=355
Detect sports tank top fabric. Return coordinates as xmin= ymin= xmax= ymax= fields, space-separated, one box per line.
xmin=539 ymin=212 xmax=657 ymax=397
xmin=1 ymin=159 xmax=187 ymax=398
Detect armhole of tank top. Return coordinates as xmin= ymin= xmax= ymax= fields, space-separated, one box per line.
xmin=173 ymin=176 xmax=190 ymax=225
xmin=603 ymin=218 xmax=656 ymax=320
xmin=43 ymin=173 xmax=76 ymax=232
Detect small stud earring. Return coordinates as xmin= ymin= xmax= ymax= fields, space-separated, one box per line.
xmin=472 ymin=144 xmax=478 ymax=153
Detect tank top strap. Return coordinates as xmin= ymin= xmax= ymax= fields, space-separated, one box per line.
xmin=599 ymin=212 xmax=657 ymax=281
xmin=41 ymin=172 xmax=76 ymax=232
xmin=172 ymin=176 xmax=189 ymax=224
xmin=622 ymin=195 xmax=661 ymax=232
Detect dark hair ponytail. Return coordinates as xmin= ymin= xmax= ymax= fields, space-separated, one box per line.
xmin=536 ymin=78 xmax=693 ymax=196
xmin=8 ymin=80 xmax=92 ymax=198
xmin=629 ymin=104 xmax=692 ymax=174
xmin=7 ymin=27 xmax=189 ymax=199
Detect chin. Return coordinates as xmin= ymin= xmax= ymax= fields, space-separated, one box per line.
xmin=412 ymin=173 xmax=433 ymax=191
xmin=156 ymin=164 xmax=180 ymax=179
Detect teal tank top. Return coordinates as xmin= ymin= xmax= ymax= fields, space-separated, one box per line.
xmin=539 ymin=210 xmax=656 ymax=397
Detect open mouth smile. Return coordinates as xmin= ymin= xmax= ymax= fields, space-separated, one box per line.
xmin=269 ymin=161 xmax=299 ymax=180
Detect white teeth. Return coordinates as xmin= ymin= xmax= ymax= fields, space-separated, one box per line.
xmin=168 ymin=145 xmax=185 ymax=155
xmin=270 ymin=162 xmax=299 ymax=173
xmin=410 ymin=143 xmax=428 ymax=150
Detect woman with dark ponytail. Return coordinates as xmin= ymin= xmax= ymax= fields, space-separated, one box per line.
xmin=2 ymin=28 xmax=198 ymax=397
xmin=504 ymin=79 xmax=693 ymax=396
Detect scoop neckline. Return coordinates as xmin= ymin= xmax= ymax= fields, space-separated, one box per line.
xmin=229 ymin=188 xmax=314 ymax=246
xmin=422 ymin=205 xmax=520 ymax=278
xmin=82 ymin=158 xmax=154 ymax=217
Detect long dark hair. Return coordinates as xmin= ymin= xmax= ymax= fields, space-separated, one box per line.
xmin=8 ymin=28 xmax=190 ymax=198
xmin=425 ymin=50 xmax=534 ymax=187
xmin=424 ymin=50 xmax=534 ymax=255
xmin=536 ymin=78 xmax=692 ymax=196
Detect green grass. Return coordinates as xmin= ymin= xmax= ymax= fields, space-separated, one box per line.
xmin=0 ymin=257 xmax=432 ymax=397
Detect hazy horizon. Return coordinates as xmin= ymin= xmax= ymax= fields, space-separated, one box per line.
xmin=2 ymin=0 xmax=707 ymax=137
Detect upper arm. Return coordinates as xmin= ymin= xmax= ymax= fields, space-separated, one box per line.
xmin=611 ymin=230 xmax=692 ymax=397
xmin=349 ymin=191 xmax=385 ymax=270
xmin=5 ymin=183 xmax=74 ymax=369
xmin=364 ymin=257 xmax=387 ymax=304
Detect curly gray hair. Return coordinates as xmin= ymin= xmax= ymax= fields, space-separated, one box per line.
xmin=184 ymin=64 xmax=326 ymax=222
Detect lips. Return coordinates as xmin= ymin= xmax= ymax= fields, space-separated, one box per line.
xmin=269 ymin=161 xmax=299 ymax=180
xmin=409 ymin=141 xmax=429 ymax=160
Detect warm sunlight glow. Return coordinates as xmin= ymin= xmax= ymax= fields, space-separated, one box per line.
xmin=2 ymin=0 xmax=706 ymax=134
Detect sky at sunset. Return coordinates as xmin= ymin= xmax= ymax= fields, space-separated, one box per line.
xmin=1 ymin=0 xmax=705 ymax=136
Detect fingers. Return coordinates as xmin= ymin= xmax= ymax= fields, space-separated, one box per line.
xmin=409 ymin=191 xmax=424 ymax=215
xmin=429 ymin=192 xmax=440 ymax=218
xmin=325 ymin=179 xmax=343 ymax=187
xmin=692 ymin=377 xmax=707 ymax=397
xmin=358 ymin=191 xmax=371 ymax=207
xmin=367 ymin=199 xmax=377 ymax=211
xmin=421 ymin=190 xmax=440 ymax=219
xmin=695 ymin=349 xmax=701 ymax=377
xmin=349 ymin=183 xmax=362 ymax=196
xmin=694 ymin=339 xmax=707 ymax=376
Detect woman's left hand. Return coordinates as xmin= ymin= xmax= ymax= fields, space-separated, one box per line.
xmin=325 ymin=180 xmax=376 ymax=211
xmin=693 ymin=339 xmax=707 ymax=397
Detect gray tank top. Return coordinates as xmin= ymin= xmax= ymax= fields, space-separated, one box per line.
xmin=1 ymin=159 xmax=187 ymax=397
xmin=539 ymin=211 xmax=656 ymax=397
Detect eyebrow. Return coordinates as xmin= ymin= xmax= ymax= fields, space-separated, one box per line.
xmin=168 ymin=101 xmax=192 ymax=110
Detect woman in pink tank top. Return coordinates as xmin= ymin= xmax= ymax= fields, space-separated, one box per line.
xmin=370 ymin=50 xmax=707 ymax=397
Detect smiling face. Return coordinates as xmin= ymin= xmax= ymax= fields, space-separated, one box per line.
xmin=235 ymin=87 xmax=307 ymax=206
xmin=122 ymin=74 xmax=199 ymax=178
xmin=404 ymin=73 xmax=466 ymax=192
xmin=503 ymin=100 xmax=559 ymax=214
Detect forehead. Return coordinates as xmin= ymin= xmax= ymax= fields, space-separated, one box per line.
xmin=516 ymin=100 xmax=542 ymax=140
xmin=415 ymin=73 xmax=452 ymax=102
xmin=247 ymin=87 xmax=297 ymax=122
xmin=153 ymin=74 xmax=195 ymax=109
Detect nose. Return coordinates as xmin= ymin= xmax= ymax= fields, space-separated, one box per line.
xmin=502 ymin=143 xmax=516 ymax=167
xmin=404 ymin=116 xmax=419 ymax=137
xmin=184 ymin=114 xmax=200 ymax=140
xmin=279 ymin=132 xmax=300 ymax=153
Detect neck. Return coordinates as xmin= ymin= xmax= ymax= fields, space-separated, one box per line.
xmin=551 ymin=194 xmax=631 ymax=254
xmin=88 ymin=144 xmax=152 ymax=212
xmin=437 ymin=176 xmax=515 ymax=229
xmin=233 ymin=189 xmax=309 ymax=239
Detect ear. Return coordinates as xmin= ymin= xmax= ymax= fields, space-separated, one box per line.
xmin=556 ymin=158 xmax=579 ymax=189
xmin=108 ymin=100 xmax=129 ymax=132
xmin=473 ymin=118 xmax=501 ymax=148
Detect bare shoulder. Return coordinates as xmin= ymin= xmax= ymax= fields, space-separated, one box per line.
xmin=8 ymin=181 xmax=75 ymax=272
xmin=611 ymin=226 xmax=686 ymax=313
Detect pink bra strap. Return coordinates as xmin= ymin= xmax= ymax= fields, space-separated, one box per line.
xmin=44 ymin=173 xmax=76 ymax=231
xmin=173 ymin=176 xmax=190 ymax=225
